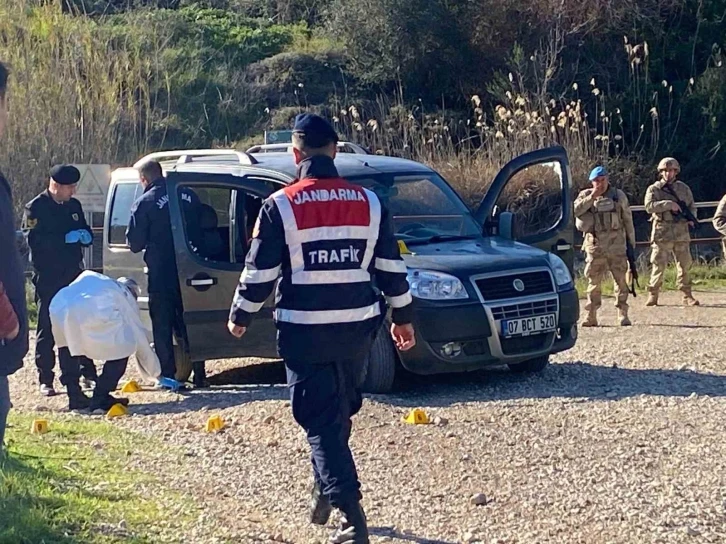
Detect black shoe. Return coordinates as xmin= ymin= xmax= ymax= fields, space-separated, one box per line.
xmin=310 ymin=481 xmax=333 ymax=526
xmin=90 ymin=394 xmax=129 ymax=412
xmin=329 ymin=501 xmax=369 ymax=544
xmin=68 ymin=389 xmax=91 ymax=411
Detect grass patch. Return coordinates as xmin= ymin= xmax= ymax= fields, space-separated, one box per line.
xmin=1 ymin=413 xmax=192 ymax=544
xmin=574 ymin=263 xmax=726 ymax=298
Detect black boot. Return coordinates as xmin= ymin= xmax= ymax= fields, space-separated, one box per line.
xmin=310 ymin=481 xmax=332 ymax=526
xmin=330 ymin=501 xmax=369 ymax=544
xmin=67 ymin=386 xmax=91 ymax=411
xmin=192 ymin=361 xmax=209 ymax=389
xmin=89 ymin=394 xmax=129 ymax=413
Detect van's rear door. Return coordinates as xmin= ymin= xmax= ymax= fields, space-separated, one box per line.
xmin=103 ymin=179 xmax=151 ymax=328
xmin=165 ymin=171 xmax=277 ymax=361
xmin=474 ymin=146 xmax=575 ymax=272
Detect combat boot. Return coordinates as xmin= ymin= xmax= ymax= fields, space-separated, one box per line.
xmin=645 ymin=292 xmax=658 ymax=307
xmin=330 ymin=501 xmax=369 ymax=544
xmin=310 ymin=481 xmax=332 ymax=526
xmin=581 ymin=309 xmax=598 ymax=327
xmin=682 ymin=289 xmax=700 ymax=307
xmin=617 ymin=307 xmax=631 ymax=327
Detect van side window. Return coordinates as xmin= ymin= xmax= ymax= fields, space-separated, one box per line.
xmin=108 ymin=183 xmax=141 ymax=246
xmin=179 ymin=186 xmax=237 ymax=264
xmin=494 ymin=163 xmax=563 ymax=239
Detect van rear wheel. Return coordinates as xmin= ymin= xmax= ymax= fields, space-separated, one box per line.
xmin=360 ymin=324 xmax=397 ymax=394
xmin=174 ymin=343 xmax=193 ymax=382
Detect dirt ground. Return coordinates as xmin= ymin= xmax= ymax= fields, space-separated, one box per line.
xmin=7 ymin=291 xmax=726 ymax=544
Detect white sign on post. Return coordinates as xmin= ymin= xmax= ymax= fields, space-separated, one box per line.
xmin=73 ymin=164 xmax=111 ymax=213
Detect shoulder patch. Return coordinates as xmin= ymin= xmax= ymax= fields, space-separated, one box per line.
xmin=25 ymin=217 xmax=38 ymax=229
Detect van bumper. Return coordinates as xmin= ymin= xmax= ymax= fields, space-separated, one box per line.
xmin=399 ymin=288 xmax=579 ymax=375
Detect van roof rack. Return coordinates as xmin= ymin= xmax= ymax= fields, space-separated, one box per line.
xmin=132 ymin=149 xmax=258 ymax=168
xmin=246 ymin=141 xmax=370 ymax=155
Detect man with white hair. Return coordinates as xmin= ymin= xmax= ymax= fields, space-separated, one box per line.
xmin=49 ymin=270 xmax=166 ymax=413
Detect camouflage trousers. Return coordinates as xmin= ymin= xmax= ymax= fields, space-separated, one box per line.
xmin=583 ymin=253 xmax=629 ymax=312
xmin=648 ymin=241 xmax=692 ymax=293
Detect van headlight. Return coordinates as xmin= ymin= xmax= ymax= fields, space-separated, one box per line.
xmin=547 ymin=253 xmax=573 ymax=291
xmin=406 ymin=269 xmax=468 ymax=300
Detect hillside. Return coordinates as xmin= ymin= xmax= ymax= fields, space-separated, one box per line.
xmin=1 ymin=0 xmax=726 ymax=211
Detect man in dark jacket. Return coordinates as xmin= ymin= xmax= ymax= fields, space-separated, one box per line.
xmin=24 ymin=164 xmax=98 ymax=406
xmin=126 ymin=160 xmax=205 ymax=389
xmin=0 ymin=60 xmax=30 ymax=451
xmin=227 ymin=114 xmax=416 ymax=543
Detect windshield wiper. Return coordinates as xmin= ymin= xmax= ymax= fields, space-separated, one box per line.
xmin=406 ymin=234 xmax=479 ymax=246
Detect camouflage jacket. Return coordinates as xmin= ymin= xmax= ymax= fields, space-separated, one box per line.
xmin=574 ymin=186 xmax=635 ymax=256
xmin=644 ymin=180 xmax=695 ymax=243
xmin=713 ymin=194 xmax=726 ymax=238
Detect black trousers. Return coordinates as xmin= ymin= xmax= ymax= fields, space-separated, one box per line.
xmin=91 ymin=358 xmax=129 ymax=402
xmin=148 ymin=288 xmax=186 ymax=379
xmin=285 ymin=356 xmax=368 ymax=509
xmin=34 ymin=273 xmax=97 ymax=387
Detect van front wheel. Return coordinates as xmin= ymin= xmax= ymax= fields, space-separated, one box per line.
xmin=360 ymin=324 xmax=397 ymax=394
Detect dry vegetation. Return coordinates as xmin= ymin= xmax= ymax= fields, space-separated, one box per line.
xmin=1 ymin=0 xmax=723 ymax=224
xmin=0 ymin=0 xmax=169 ymax=211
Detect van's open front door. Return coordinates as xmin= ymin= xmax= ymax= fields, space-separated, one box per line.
xmin=474 ymin=146 xmax=575 ymax=272
xmin=166 ymin=171 xmax=276 ymax=362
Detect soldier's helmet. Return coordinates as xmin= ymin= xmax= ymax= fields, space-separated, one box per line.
xmin=117 ymin=277 xmax=140 ymax=300
xmin=657 ymin=157 xmax=680 ymax=172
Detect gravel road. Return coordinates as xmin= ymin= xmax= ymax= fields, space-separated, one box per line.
xmin=7 ymin=291 xmax=726 ymax=543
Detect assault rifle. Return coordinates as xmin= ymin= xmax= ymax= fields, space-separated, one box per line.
xmin=626 ymin=240 xmax=639 ymax=297
xmin=661 ymin=184 xmax=700 ymax=232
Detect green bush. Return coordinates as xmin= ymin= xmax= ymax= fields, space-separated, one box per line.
xmin=247 ymin=50 xmax=351 ymax=106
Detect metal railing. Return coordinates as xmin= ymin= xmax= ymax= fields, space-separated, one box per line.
xmin=575 ymin=200 xmax=724 ymax=250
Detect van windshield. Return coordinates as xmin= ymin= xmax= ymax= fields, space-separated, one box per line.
xmin=350 ymin=174 xmax=482 ymax=240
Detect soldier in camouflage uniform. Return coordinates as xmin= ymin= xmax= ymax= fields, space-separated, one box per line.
xmin=574 ymin=166 xmax=636 ymax=327
xmin=713 ymin=193 xmax=726 ymax=260
xmin=644 ymin=157 xmax=700 ymax=306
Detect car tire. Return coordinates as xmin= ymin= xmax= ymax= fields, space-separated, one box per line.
xmin=507 ymin=355 xmax=549 ymax=373
xmin=174 ymin=343 xmax=193 ymax=382
xmin=360 ymin=324 xmax=397 ymax=394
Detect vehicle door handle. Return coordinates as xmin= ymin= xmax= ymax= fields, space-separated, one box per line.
xmin=187 ymin=273 xmax=218 ymax=291
xmin=553 ymin=238 xmax=571 ymax=252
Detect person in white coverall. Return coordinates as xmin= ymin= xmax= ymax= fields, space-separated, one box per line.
xmin=49 ymin=271 xmax=164 ymax=412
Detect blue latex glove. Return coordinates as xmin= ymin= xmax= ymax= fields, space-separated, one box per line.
xmin=64 ymin=230 xmax=81 ymax=244
xmin=79 ymin=230 xmax=92 ymax=245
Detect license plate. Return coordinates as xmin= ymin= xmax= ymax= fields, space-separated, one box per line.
xmin=500 ymin=314 xmax=556 ymax=337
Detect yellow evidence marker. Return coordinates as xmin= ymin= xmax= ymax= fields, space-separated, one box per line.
xmin=402 ymin=408 xmax=431 ymax=425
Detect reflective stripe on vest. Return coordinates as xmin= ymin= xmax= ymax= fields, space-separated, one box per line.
xmin=275 ymin=302 xmax=381 ymax=325
xmin=272 ymin=178 xmax=382 ymax=286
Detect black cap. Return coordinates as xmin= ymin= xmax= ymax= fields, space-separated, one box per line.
xmin=292 ymin=113 xmax=339 ymax=148
xmin=50 ymin=164 xmax=81 ymax=185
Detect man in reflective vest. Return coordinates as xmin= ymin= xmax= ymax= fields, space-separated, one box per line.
xmin=227 ymin=113 xmax=416 ymax=543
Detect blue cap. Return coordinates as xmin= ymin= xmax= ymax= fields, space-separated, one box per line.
xmin=589 ymin=166 xmax=607 ymax=181
xmin=292 ymin=113 xmax=339 ymax=148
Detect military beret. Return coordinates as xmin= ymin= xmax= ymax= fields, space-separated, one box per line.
xmin=50 ymin=164 xmax=80 ymax=185
xmin=292 ymin=113 xmax=339 ymax=148
xmin=589 ymin=166 xmax=607 ymax=181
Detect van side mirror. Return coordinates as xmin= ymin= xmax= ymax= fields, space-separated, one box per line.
xmin=497 ymin=211 xmax=515 ymax=240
